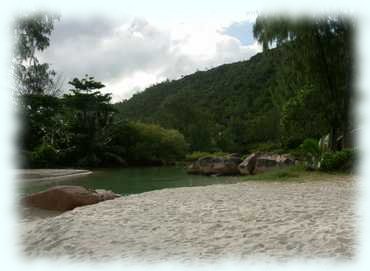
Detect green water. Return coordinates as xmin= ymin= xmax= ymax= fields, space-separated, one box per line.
xmin=19 ymin=166 xmax=241 ymax=196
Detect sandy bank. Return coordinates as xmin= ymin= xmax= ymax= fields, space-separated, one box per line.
xmin=17 ymin=169 xmax=92 ymax=182
xmin=20 ymin=177 xmax=356 ymax=262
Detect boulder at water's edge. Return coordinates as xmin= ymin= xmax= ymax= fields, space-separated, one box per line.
xmin=22 ymin=185 xmax=120 ymax=211
xmin=239 ymin=153 xmax=296 ymax=175
xmin=238 ymin=153 xmax=259 ymax=175
xmin=187 ymin=155 xmax=242 ymax=176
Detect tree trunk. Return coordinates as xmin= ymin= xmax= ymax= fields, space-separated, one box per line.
xmin=314 ymin=28 xmax=342 ymax=152
xmin=329 ymin=127 xmax=338 ymax=151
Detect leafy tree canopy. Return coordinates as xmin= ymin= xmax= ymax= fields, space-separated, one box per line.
xmin=13 ymin=12 xmax=60 ymax=95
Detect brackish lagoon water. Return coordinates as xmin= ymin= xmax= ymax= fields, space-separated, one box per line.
xmin=19 ymin=166 xmax=241 ymax=196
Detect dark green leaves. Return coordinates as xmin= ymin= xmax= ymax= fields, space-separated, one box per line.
xmin=68 ymin=75 xmax=105 ymax=93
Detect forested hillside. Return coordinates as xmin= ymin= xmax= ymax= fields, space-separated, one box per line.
xmin=117 ymin=14 xmax=353 ymax=155
xmin=15 ymin=13 xmax=353 ymax=168
xmin=116 ymin=48 xmax=299 ymax=153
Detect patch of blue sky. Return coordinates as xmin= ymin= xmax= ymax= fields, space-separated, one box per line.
xmin=222 ymin=20 xmax=255 ymax=45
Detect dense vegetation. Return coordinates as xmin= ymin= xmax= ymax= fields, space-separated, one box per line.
xmin=18 ymin=75 xmax=188 ymax=168
xmin=14 ymin=12 xmax=355 ymax=171
xmin=14 ymin=13 xmax=187 ymax=168
xmin=116 ymin=16 xmax=354 ymax=155
xmin=116 ymin=50 xmax=282 ymax=153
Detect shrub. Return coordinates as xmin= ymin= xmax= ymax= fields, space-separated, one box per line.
xmin=243 ymin=165 xmax=304 ymax=181
xmin=299 ymin=138 xmax=321 ymax=169
xmin=130 ymin=122 xmax=188 ymax=163
xmin=284 ymin=137 xmax=304 ymax=149
xmin=31 ymin=143 xmax=58 ymax=167
xmin=288 ymin=148 xmax=306 ymax=161
xmin=247 ymin=142 xmax=282 ymax=153
xmin=185 ymin=151 xmax=228 ymax=161
xmin=320 ymin=149 xmax=355 ymax=172
xmin=300 ymin=138 xmax=320 ymax=157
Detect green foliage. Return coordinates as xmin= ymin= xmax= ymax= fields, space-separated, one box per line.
xmin=17 ymin=14 xmax=354 ymax=170
xmin=106 ymin=121 xmax=139 ymax=161
xmin=243 ymin=165 xmax=304 ymax=181
xmin=300 ymin=138 xmax=320 ymax=158
xmin=275 ymin=171 xmax=300 ymax=179
xmin=253 ymin=15 xmax=354 ymax=151
xmin=246 ymin=141 xmax=282 ymax=153
xmin=15 ymin=62 xmax=57 ymax=95
xmin=19 ymin=75 xmax=189 ymax=168
xmin=68 ymin=76 xmax=105 ymax=92
xmin=299 ymin=138 xmax=321 ymax=169
xmin=62 ymin=75 xmax=117 ymax=166
xmin=242 ymin=162 xmax=352 ymax=182
xmin=280 ymin=86 xmax=329 ymax=147
xmin=13 ymin=12 xmax=60 ymax=95
xmin=30 ymin=143 xmax=58 ymax=168
xmin=185 ymin=151 xmax=228 ymax=161
xmin=117 ymin=15 xmax=353 ymax=153
xmin=320 ymin=149 xmax=355 ymax=172
xmin=19 ymin=74 xmax=190 ymax=168
xmin=129 ymin=122 xmax=188 ymax=163
xmin=116 ymin=50 xmax=280 ymax=153
xmin=18 ymin=94 xmax=62 ymax=150
xmin=14 ymin=12 xmax=59 ymax=60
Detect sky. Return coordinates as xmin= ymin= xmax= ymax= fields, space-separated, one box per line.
xmin=39 ymin=14 xmax=262 ymax=102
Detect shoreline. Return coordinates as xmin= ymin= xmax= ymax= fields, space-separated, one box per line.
xmin=20 ymin=176 xmax=356 ymax=262
xmin=16 ymin=169 xmax=93 ymax=182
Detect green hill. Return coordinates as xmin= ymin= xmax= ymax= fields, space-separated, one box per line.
xmin=115 ymin=49 xmax=285 ymax=153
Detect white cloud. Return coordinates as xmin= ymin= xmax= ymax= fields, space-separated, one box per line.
xmin=39 ymin=16 xmax=262 ymax=102
xmin=109 ymin=70 xmax=166 ymax=102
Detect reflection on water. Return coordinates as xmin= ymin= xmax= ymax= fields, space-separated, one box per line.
xmin=19 ymin=166 xmax=241 ymax=197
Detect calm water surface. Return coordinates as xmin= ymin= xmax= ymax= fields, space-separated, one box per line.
xmin=19 ymin=166 xmax=241 ymax=196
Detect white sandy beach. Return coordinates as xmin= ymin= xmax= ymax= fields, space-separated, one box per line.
xmin=20 ymin=177 xmax=356 ymax=262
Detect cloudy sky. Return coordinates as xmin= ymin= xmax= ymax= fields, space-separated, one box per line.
xmin=39 ymin=14 xmax=261 ymax=102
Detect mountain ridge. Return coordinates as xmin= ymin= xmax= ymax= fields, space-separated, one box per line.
xmin=115 ymin=48 xmax=282 ymax=152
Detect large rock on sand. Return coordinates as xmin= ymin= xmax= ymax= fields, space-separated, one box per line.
xmin=22 ymin=186 xmax=120 ymax=211
xmin=187 ymin=155 xmax=242 ymax=176
xmin=239 ymin=153 xmax=295 ymax=175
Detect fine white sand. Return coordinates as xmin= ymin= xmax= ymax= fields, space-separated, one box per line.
xmin=20 ymin=177 xmax=356 ymax=263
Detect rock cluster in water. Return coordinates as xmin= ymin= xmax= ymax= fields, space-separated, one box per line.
xmin=187 ymin=153 xmax=296 ymax=176
xmin=187 ymin=153 xmax=242 ymax=176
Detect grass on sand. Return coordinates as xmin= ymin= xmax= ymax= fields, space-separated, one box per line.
xmin=241 ymin=165 xmax=352 ymax=182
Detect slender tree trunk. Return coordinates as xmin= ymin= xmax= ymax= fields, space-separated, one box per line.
xmin=342 ymin=25 xmax=353 ymax=149
xmin=314 ymin=28 xmax=341 ymax=151
xmin=329 ymin=126 xmax=338 ymax=151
